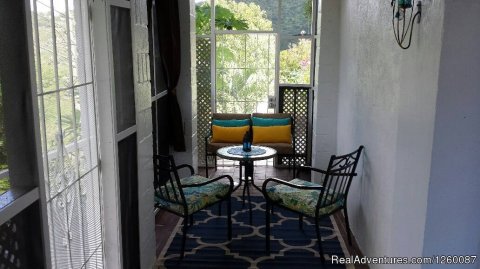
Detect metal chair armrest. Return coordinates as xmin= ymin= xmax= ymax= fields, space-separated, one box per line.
xmin=296 ymin=166 xmax=328 ymax=177
xmin=296 ymin=166 xmax=358 ymax=179
xmin=175 ymin=164 xmax=195 ymax=175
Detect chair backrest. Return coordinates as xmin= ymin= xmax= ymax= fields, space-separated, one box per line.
xmin=153 ymin=155 xmax=186 ymax=206
xmin=251 ymin=113 xmax=292 ymax=126
xmin=316 ymin=146 xmax=364 ymax=213
xmin=212 ymin=113 xmax=251 ymax=121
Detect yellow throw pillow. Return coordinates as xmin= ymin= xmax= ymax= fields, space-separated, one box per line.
xmin=211 ymin=125 xmax=250 ymax=143
xmin=253 ymin=125 xmax=292 ymax=144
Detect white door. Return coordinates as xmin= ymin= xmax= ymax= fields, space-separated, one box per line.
xmin=30 ymin=0 xmax=103 ymax=267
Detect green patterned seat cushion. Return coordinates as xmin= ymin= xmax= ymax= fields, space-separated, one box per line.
xmin=155 ymin=175 xmax=231 ymax=215
xmin=265 ymin=178 xmax=344 ymax=218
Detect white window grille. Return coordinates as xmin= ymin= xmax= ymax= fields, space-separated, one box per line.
xmin=31 ymin=0 xmax=103 ymax=268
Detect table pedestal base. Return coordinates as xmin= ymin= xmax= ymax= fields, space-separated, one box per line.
xmin=237 ymin=160 xmax=257 ymax=225
xmin=216 ymin=146 xmax=277 ymax=226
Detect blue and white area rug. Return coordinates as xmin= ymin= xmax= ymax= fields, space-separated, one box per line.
xmin=157 ymin=195 xmax=352 ymax=268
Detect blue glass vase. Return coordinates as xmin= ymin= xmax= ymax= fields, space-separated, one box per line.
xmin=242 ymin=131 xmax=252 ymax=152
xmin=243 ymin=140 xmax=251 ymax=152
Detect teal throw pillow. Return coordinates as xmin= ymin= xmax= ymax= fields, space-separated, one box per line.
xmin=212 ymin=119 xmax=250 ymax=127
xmin=252 ymin=117 xmax=290 ymax=126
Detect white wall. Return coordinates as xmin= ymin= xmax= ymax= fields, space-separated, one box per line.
xmin=334 ymin=0 xmax=444 ymax=266
xmin=174 ymin=0 xmax=198 ymax=170
xmin=311 ymin=0 xmax=340 ymax=172
xmin=131 ymin=0 xmax=156 ymax=268
xmin=422 ymin=1 xmax=480 ymax=267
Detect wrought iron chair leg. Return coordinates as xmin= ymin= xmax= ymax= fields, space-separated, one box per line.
xmin=227 ymin=197 xmax=232 ymax=240
xmin=214 ymin=156 xmax=217 ymax=171
xmin=299 ymin=215 xmax=303 ymax=230
xmin=344 ymin=207 xmax=352 ymax=246
xmin=242 ymin=178 xmax=247 ymax=207
xmin=205 ymin=153 xmax=209 ymax=178
xmin=246 ymin=178 xmax=252 ymax=225
xmin=265 ymin=201 xmax=271 ymax=255
xmin=315 ymin=218 xmax=325 ymax=265
xmin=239 ymin=161 xmax=243 ymax=181
xmin=181 ymin=218 xmax=188 ymax=259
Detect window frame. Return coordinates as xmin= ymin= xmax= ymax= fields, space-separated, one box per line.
xmin=27 ymin=0 xmax=105 ymax=267
xmin=199 ymin=0 xmax=318 ymax=113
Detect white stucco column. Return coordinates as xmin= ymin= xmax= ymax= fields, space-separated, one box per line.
xmin=174 ymin=0 xmax=198 ymax=171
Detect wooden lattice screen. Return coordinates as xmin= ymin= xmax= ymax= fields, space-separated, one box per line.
xmin=0 ymin=218 xmax=26 ymax=269
xmin=0 ymin=220 xmax=22 ymax=268
xmin=196 ymin=38 xmax=212 ymax=167
xmin=279 ymin=86 xmax=311 ymax=166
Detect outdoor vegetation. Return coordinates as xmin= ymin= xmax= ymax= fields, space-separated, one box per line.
xmin=34 ymin=4 xmax=92 ymax=196
xmin=196 ymin=0 xmax=313 ymax=114
xmin=0 ymin=81 xmax=10 ymax=195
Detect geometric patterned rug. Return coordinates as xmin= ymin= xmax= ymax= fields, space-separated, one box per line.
xmin=157 ymin=194 xmax=352 ymax=268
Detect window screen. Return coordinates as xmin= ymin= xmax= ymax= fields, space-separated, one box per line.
xmin=31 ymin=0 xmax=104 ymax=267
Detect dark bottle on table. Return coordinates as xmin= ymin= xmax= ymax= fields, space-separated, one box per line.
xmin=242 ymin=130 xmax=252 ymax=152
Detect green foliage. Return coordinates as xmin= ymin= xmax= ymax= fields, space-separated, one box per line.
xmin=0 ymin=81 xmax=10 ymax=193
xmin=231 ymin=0 xmax=312 ymax=45
xmin=36 ymin=12 xmax=73 ymax=91
xmin=0 ymin=178 xmax=10 ymax=195
xmin=216 ymin=32 xmax=276 ymax=113
xmin=304 ymin=0 xmax=313 ymax=21
xmin=215 ymin=5 xmax=249 ymax=30
xmin=35 ymin=11 xmax=82 ymax=150
xmin=195 ymin=3 xmax=211 ymax=35
xmin=0 ymin=81 xmax=7 ymax=170
xmin=196 ymin=2 xmax=249 ymax=34
xmin=217 ymin=0 xmax=272 ymax=31
xmin=280 ymin=39 xmax=311 ymax=84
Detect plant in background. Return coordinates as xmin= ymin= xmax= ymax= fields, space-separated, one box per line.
xmin=0 ymin=83 xmax=6 ymax=170
xmin=280 ymin=39 xmax=311 ymax=84
xmin=196 ymin=2 xmax=249 ymax=34
xmin=215 ymin=5 xmax=248 ymax=30
xmin=0 ymin=81 xmax=10 ymax=194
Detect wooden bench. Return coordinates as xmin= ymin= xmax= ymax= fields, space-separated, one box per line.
xmin=204 ymin=113 xmax=296 ymax=178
